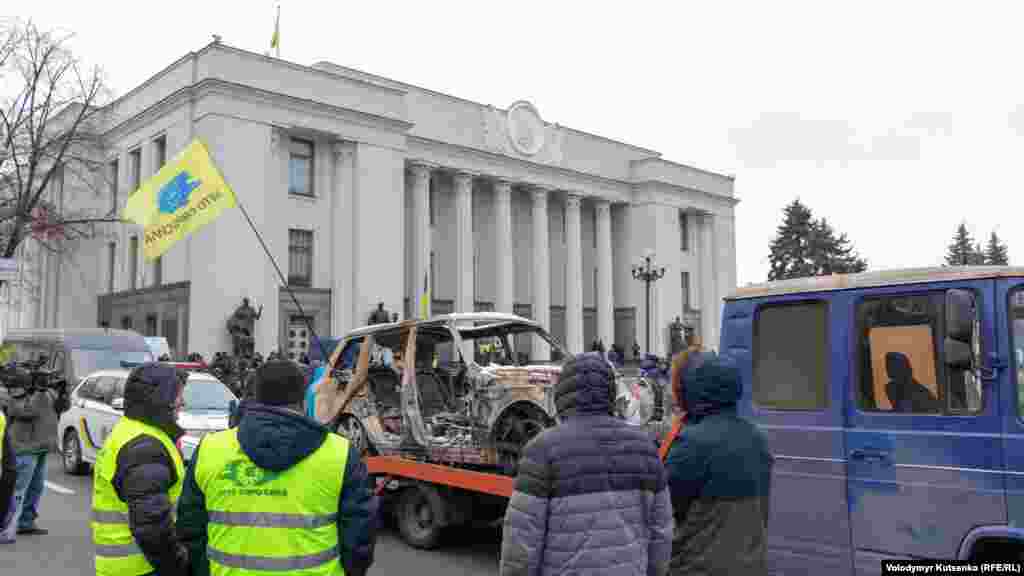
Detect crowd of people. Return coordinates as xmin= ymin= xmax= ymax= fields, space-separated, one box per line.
xmin=0 ymin=337 xmax=773 ymax=575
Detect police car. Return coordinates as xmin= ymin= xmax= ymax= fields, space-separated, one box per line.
xmin=57 ymin=362 xmax=237 ymax=475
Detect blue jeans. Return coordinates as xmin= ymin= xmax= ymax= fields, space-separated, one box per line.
xmin=0 ymin=452 xmax=47 ymax=540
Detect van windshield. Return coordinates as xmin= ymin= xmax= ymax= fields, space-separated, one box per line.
xmin=71 ymin=349 xmax=152 ymax=378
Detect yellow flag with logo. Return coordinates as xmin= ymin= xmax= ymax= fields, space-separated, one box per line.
xmin=121 ymin=139 xmax=237 ymax=261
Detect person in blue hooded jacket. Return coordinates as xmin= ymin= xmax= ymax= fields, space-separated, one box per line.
xmin=665 ymin=351 xmax=774 ymax=574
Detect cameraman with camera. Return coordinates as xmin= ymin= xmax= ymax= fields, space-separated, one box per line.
xmin=0 ymin=355 xmax=68 ymax=543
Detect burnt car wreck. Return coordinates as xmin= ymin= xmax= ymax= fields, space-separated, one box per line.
xmin=318 ymin=312 xmax=669 ymax=475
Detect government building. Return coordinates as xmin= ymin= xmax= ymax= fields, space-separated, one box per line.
xmin=6 ymin=40 xmax=739 ymax=360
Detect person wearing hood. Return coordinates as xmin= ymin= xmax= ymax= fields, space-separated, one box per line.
xmin=499 ymin=352 xmax=673 ymax=576
xmin=664 ymin=351 xmax=774 ymax=574
xmin=91 ymin=363 xmax=190 ymax=576
xmin=177 ymin=359 xmax=377 ymax=576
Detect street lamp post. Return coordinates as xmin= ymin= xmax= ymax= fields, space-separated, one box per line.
xmin=631 ymin=250 xmax=666 ymax=355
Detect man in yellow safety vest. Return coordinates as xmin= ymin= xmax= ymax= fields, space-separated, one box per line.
xmin=177 ymin=359 xmax=378 ymax=576
xmin=91 ymin=363 xmax=190 ymax=575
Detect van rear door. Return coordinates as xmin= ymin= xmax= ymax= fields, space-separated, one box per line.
xmin=845 ymin=281 xmax=1002 ymax=572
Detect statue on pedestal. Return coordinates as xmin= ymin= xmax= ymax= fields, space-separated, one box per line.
xmin=668 ymin=316 xmax=685 ymax=356
xmin=227 ymin=297 xmax=263 ymax=357
xmin=368 ymin=302 xmax=391 ymax=325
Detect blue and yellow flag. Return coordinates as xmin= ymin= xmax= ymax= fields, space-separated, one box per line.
xmin=121 ymin=139 xmax=237 ymax=261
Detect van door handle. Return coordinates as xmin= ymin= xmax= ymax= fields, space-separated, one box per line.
xmin=850 ymin=449 xmax=888 ymax=462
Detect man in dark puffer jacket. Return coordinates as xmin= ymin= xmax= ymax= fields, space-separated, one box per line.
xmin=500 ymin=352 xmax=673 ymax=576
xmin=665 ymin=351 xmax=773 ymax=574
xmin=93 ymin=363 xmax=191 ymax=575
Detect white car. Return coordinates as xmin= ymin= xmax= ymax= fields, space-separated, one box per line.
xmin=57 ymin=366 xmax=237 ymax=475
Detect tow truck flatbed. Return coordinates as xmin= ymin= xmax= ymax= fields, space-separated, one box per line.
xmin=365 ymin=456 xmax=513 ymax=498
xmin=362 ymin=421 xmax=679 ymax=551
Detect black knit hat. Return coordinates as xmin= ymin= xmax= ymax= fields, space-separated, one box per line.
xmin=250 ymin=360 xmax=306 ymax=406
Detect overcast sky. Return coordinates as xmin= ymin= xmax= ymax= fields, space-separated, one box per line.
xmin=18 ymin=1 xmax=1024 ymax=285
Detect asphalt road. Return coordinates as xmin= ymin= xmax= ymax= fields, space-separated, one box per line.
xmin=1 ymin=454 xmax=501 ymax=575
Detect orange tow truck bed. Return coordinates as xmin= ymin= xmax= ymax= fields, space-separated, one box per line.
xmin=365 ymin=456 xmax=513 ymax=498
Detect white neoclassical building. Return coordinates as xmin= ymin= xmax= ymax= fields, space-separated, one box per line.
xmin=7 ymin=41 xmax=738 ymax=360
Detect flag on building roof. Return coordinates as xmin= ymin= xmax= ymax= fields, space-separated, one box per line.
xmin=270 ymin=4 xmax=280 ymax=55
xmin=121 ymin=139 xmax=237 ymax=261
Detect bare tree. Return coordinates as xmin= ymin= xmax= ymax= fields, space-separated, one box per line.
xmin=0 ymin=19 xmax=119 ymax=276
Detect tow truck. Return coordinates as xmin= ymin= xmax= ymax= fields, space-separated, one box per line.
xmin=312 ymin=313 xmax=677 ymax=549
xmin=362 ymin=415 xmax=681 ymax=549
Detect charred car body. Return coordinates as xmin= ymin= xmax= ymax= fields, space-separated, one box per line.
xmin=323 ymin=312 xmax=669 ymax=474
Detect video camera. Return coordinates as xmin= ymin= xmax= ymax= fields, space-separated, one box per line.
xmin=0 ymin=359 xmax=68 ymax=395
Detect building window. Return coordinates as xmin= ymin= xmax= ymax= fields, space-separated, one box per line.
xmin=594 ymin=267 xmax=598 ymax=303
xmin=429 ymin=176 xmax=436 ymax=228
xmin=680 ymin=211 xmax=689 ymax=251
xmin=153 ymin=135 xmax=167 ymax=170
xmin=153 ymin=257 xmax=162 ymax=287
xmin=107 ymin=242 xmax=116 ymax=293
xmin=561 ymin=208 xmax=566 ymax=245
xmin=681 ymin=271 xmax=691 ymax=309
xmin=753 ymin=301 xmax=829 ymax=410
xmin=288 ymin=228 xmax=313 ymax=287
xmin=593 ymin=209 xmax=598 ymax=249
xmin=129 ymin=148 xmax=142 ymax=192
xmin=145 ymin=314 xmax=157 ymax=337
xmin=430 ymin=250 xmax=436 ymax=295
xmin=288 ymin=138 xmax=314 ymax=196
xmin=287 ymin=316 xmax=314 ymax=361
xmin=121 ymin=316 xmax=133 ymax=330
xmin=129 ymin=236 xmax=139 ymax=290
xmin=161 ymin=316 xmax=178 ymax=357
xmin=109 ymin=159 xmax=119 ymax=213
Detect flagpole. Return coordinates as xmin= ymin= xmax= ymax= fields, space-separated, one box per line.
xmin=234 ymin=197 xmax=328 ymax=362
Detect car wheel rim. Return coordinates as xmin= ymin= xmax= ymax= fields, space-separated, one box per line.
xmin=64 ymin=435 xmax=77 ymax=468
xmin=337 ymin=416 xmax=366 ymax=454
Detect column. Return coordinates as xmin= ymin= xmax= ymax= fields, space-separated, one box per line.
xmin=454 ymin=172 xmax=475 ymax=314
xmin=494 ymin=179 xmax=514 ymax=313
xmin=565 ymin=194 xmax=583 ymax=354
xmin=454 ymin=171 xmax=476 ymax=361
xmin=331 ymin=141 xmax=354 ymax=335
xmin=699 ymin=213 xmax=718 ymax=349
xmin=409 ymin=162 xmax=433 ymax=318
xmin=595 ymin=199 xmax=614 ymax=349
xmin=530 ymin=186 xmax=551 ymax=360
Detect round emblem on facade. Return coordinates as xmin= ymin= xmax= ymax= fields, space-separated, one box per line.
xmin=507 ymin=100 xmax=546 ymax=156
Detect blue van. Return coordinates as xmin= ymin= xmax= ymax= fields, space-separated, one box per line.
xmin=723 ymin=266 xmax=1024 ymax=573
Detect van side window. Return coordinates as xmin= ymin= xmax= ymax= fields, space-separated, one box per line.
xmin=857 ymin=292 xmax=982 ymax=414
xmin=1011 ymin=290 xmax=1024 ymax=418
xmin=753 ymin=301 xmax=829 ymax=410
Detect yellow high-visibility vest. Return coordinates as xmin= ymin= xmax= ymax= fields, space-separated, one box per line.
xmin=194 ymin=427 xmax=349 ymax=576
xmin=0 ymin=412 xmax=6 ymax=469
xmin=92 ymin=418 xmax=184 ymax=576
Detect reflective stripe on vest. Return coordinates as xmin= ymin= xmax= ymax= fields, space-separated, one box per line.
xmin=92 ymin=418 xmax=184 ymax=576
xmin=194 ymin=427 xmax=349 ymax=576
